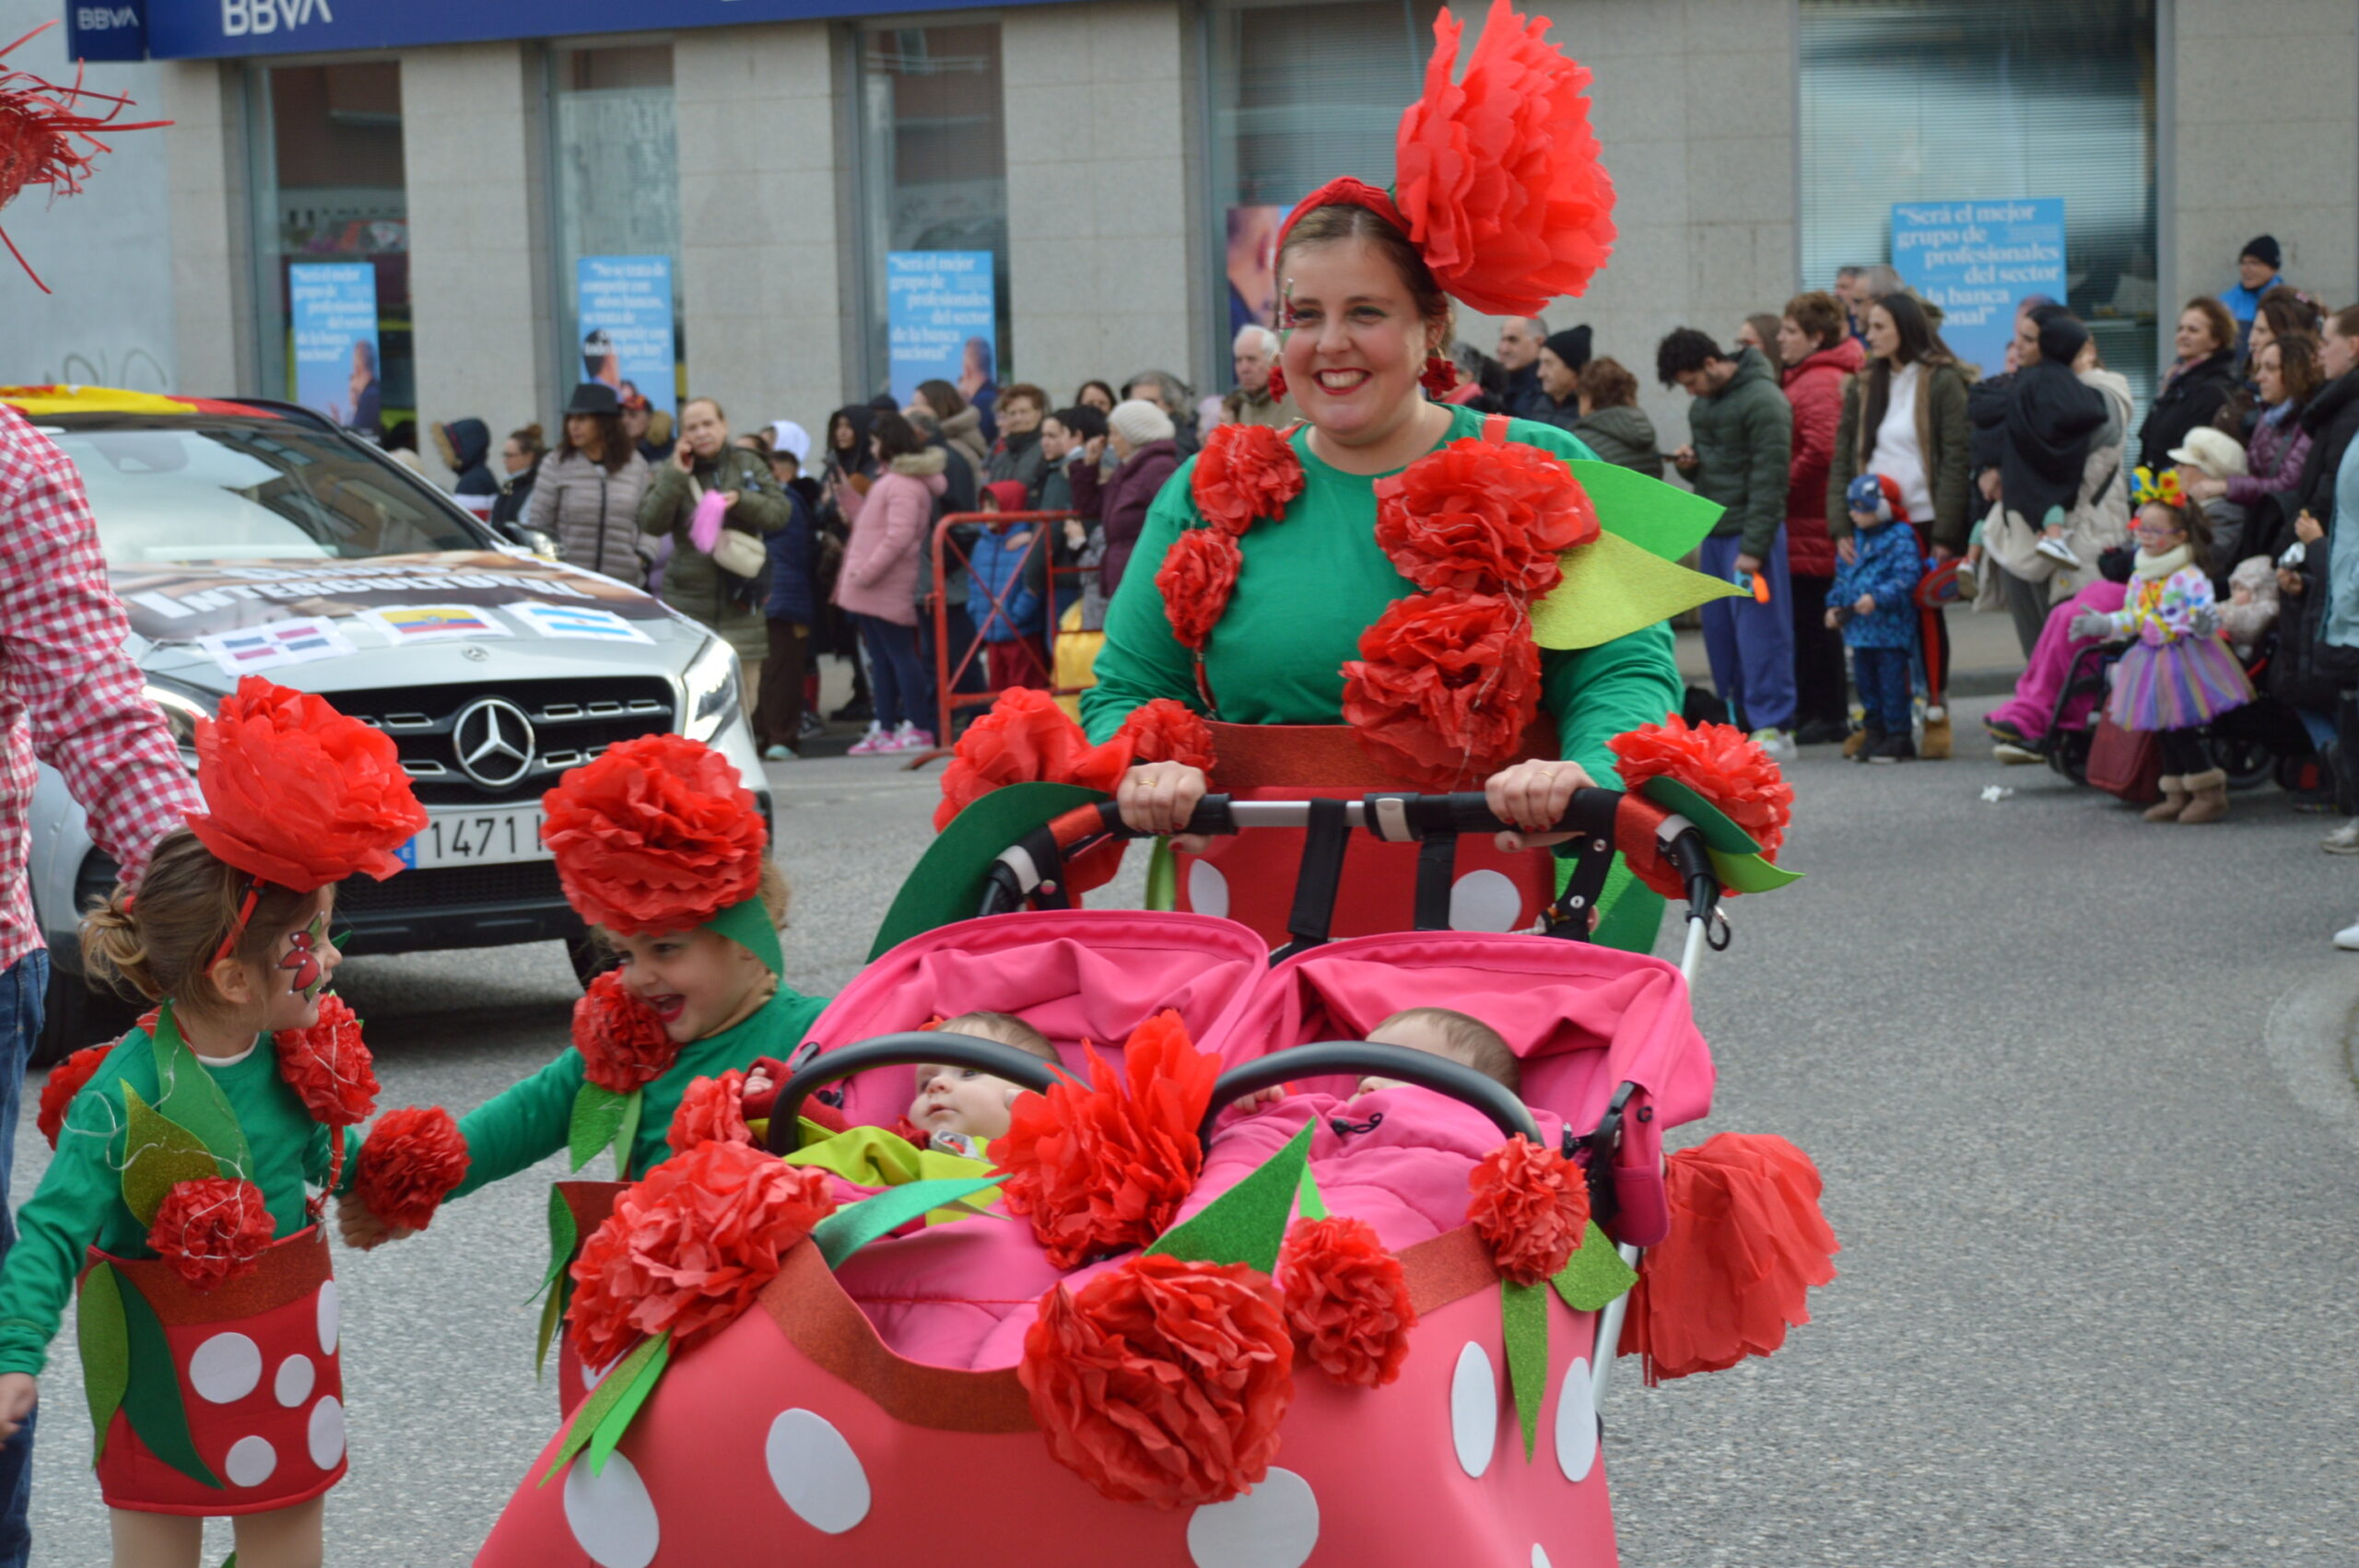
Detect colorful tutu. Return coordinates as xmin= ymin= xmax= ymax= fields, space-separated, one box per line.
xmin=2104 ymin=635 xmax=2252 ymax=731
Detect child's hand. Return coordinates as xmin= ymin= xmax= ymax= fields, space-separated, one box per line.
xmin=0 ymin=1375 xmax=34 ymax=1442
xmin=744 ymin=1067 xmax=773 ymax=1102
xmin=1853 ymin=593 xmax=1875 ymax=615
xmin=335 ymin=1191 xmax=409 ymax=1252
xmin=1230 ymin=1086 xmax=1286 ymax=1116
xmin=1824 ymin=608 xmax=1842 ymax=629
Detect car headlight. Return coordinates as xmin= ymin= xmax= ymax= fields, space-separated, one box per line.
xmin=679 ymin=635 xmax=742 ymax=743
xmin=142 ymin=684 xmax=210 ymax=756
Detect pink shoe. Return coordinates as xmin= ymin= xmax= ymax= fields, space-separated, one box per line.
xmin=890 ymin=722 xmax=935 ymax=752
xmin=845 ymin=724 xmax=890 ymax=756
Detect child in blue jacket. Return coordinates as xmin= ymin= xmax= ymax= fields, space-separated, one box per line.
xmin=968 ymin=479 xmax=1050 ymax=690
xmin=1828 ymin=474 xmax=1925 ymax=763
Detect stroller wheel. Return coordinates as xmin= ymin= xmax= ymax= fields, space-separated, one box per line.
xmin=2209 ymin=732 xmax=2274 ymax=791
xmin=2050 ymin=730 xmax=2092 ymax=786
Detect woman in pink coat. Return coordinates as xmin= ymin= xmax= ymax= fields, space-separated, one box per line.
xmin=831 ymin=409 xmax=948 ymax=754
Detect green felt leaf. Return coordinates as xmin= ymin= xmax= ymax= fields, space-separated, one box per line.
xmin=1502 ymin=1279 xmax=1549 ymax=1462
xmin=115 ymin=1268 xmax=220 ymax=1489
xmin=704 ymin=897 xmax=785 ymax=976
xmin=611 ymin=1089 xmax=642 ymax=1180
xmin=532 ymin=1183 xmax=579 ymax=1303
xmin=569 ymin=1083 xmax=632 ymax=1174
xmin=1144 ymin=838 xmax=1178 ymax=913
xmin=542 ymin=1330 xmax=667 ymax=1485
xmin=533 ymin=1275 xmax=569 ymax=1380
xmin=586 ymin=1330 xmax=672 ymax=1478
xmin=1708 ymin=848 xmax=1805 ymax=895
xmin=1295 ymin=1163 xmax=1329 ymax=1223
xmin=76 ymin=1262 xmax=129 ymax=1465
xmin=1571 ymin=458 xmax=1725 ymax=562
xmin=812 ymin=1176 xmax=1007 ymax=1269
xmin=1532 ymin=530 xmax=1746 ymax=651
xmin=119 ymin=1085 xmax=229 ymax=1228
xmin=1550 ymin=1222 xmax=1639 ymax=1313
xmin=870 ymin=782 xmax=1109 ymax=960
xmin=1148 ymin=1126 xmax=1313 ymax=1275
xmin=147 ymin=1003 xmax=252 ymax=1181
xmin=1639 ymin=777 xmax=1762 ymax=857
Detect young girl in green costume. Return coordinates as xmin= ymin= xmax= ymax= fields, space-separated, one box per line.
xmin=0 ymin=678 xmax=428 ymax=1568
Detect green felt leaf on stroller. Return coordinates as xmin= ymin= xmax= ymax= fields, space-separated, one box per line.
xmin=1572 ymin=458 xmax=1725 ymax=563
xmin=1531 ymin=531 xmax=1746 ymax=651
xmin=76 ymin=1261 xmax=130 ymax=1465
xmin=1501 ymin=1278 xmax=1549 ymax=1461
xmin=1549 ymin=1222 xmax=1638 ymax=1312
xmin=811 ymin=1176 xmax=1007 ymax=1269
xmin=1707 ymin=848 xmax=1804 ymax=895
xmin=542 ymin=1330 xmax=668 ymax=1485
xmin=568 ymin=1083 xmax=636 ymax=1175
xmin=1295 ymin=1163 xmax=1330 ymax=1223
xmin=114 ymin=1267 xmax=220 ymax=1490
xmin=586 ymin=1331 xmax=673 ymax=1478
xmin=1147 ymin=1125 xmax=1313 ymax=1275
xmin=119 ymin=1085 xmax=229 ymax=1228
xmin=1636 ymin=777 xmax=1763 ymax=857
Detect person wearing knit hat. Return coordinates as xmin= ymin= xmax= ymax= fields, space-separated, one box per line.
xmin=1533 ymin=325 xmax=1593 ymax=428
xmin=1072 ymin=400 xmax=1183 ymax=598
xmin=2229 ymin=235 xmax=2286 ymax=347
xmin=1544 ymin=326 xmax=1592 ymax=377
xmin=1106 ymin=398 xmax=1175 ymax=451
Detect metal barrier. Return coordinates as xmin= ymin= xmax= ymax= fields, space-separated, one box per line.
xmin=920 ymin=509 xmax=1093 ymax=758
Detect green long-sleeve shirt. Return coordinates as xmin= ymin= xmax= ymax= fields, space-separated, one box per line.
xmin=0 ymin=1029 xmax=359 ymax=1377
xmin=1078 ymin=404 xmax=1684 ymax=784
xmin=446 ymin=982 xmax=830 ymax=1198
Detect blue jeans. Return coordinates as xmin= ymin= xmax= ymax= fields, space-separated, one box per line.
xmin=0 ymin=951 xmax=43 ymax=1568
xmin=854 ymin=614 xmax=933 ymax=734
xmin=1697 ymin=531 xmax=1797 ymax=732
xmin=1851 ymin=644 xmax=1914 ymax=736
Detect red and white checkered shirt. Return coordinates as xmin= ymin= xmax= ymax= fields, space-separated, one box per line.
xmin=0 ymin=403 xmax=203 ymax=972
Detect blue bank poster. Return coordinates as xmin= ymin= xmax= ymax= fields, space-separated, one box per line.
xmin=1891 ymin=199 xmax=2067 ymax=381
xmin=886 ymin=252 xmax=995 ymax=408
xmin=288 ymin=263 xmax=381 ymax=435
xmin=578 ymin=256 xmax=678 ymax=417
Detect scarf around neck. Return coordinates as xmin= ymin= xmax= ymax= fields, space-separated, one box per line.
xmin=2133 ymin=542 xmax=2193 ymax=581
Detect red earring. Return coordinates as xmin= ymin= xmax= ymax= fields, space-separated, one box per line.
xmin=1267 ymin=365 xmax=1288 ymax=400
xmin=1419 ymin=352 xmax=1458 ymax=398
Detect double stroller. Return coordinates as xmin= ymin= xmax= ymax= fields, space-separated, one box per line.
xmin=476 ymin=785 xmax=1821 ymax=1567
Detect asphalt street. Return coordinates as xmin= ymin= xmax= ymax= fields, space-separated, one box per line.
xmin=15 ymin=707 xmax=2359 ymax=1565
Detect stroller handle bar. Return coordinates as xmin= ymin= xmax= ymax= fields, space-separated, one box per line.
xmin=1091 ymin=787 xmax=1625 ymax=845
xmin=761 ymin=1032 xmax=1070 ymax=1154
xmin=1196 ymin=1040 xmax=1542 ymax=1148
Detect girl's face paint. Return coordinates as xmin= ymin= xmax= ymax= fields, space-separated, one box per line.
xmin=279 ymin=911 xmax=329 ymax=1001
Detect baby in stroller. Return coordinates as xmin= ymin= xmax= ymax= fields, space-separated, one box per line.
xmin=1353 ymin=1008 xmax=1519 ymax=1096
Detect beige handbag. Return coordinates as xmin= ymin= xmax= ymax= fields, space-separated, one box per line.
xmin=689 ymin=475 xmax=771 ymax=579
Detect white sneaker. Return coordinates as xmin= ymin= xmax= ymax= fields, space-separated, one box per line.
xmin=2035 ymin=535 xmax=2083 ymax=567
xmin=1749 ymin=728 xmax=1798 ymax=764
xmin=2324 ymin=819 xmax=2359 ymax=854
xmin=846 ymin=723 xmax=889 ymax=756
xmin=1992 ymin=742 xmax=2043 ymax=766
xmin=2335 ymin=919 xmax=2359 ymax=952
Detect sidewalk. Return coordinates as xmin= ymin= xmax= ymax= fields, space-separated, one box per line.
xmin=1675 ymin=606 xmax=2026 ymax=699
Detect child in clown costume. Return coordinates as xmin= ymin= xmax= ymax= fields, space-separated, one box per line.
xmin=0 ymin=678 xmax=428 ymax=1567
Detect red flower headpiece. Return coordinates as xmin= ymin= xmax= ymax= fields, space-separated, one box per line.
xmin=1275 ymin=0 xmax=1614 ymax=318
xmin=1610 ymin=715 xmax=1795 ymax=858
xmin=182 ymin=678 xmax=428 ymax=893
xmin=1 ymin=22 xmax=170 ymax=291
xmin=541 ymin=733 xmax=768 ymax=935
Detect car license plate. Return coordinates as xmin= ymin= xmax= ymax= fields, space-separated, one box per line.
xmin=398 ymin=807 xmax=547 ymax=870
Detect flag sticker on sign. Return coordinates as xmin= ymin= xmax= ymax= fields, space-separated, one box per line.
xmin=358 ymin=604 xmax=514 ymax=644
xmin=505 ymin=602 xmax=654 ymax=644
xmin=196 ymin=617 xmax=357 ymax=678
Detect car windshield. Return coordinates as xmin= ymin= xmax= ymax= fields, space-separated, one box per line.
xmin=40 ymin=415 xmax=483 ymax=565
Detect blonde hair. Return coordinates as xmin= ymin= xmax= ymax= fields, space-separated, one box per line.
xmin=1373 ymin=1007 xmax=1520 ymax=1094
xmin=80 ymin=828 xmax=315 ymax=1005
xmin=934 ymin=1011 xmax=1057 ymax=1061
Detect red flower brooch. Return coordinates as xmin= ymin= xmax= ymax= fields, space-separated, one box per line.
xmin=273 ymin=993 xmax=379 ymax=1130
xmin=1154 ymin=529 xmax=1243 ymax=653
xmin=148 ymin=1176 xmax=275 ymax=1293
xmin=933 ymin=688 xmax=1134 ymax=833
xmin=541 ymin=732 xmax=768 ymax=935
xmin=666 ymin=1070 xmax=754 ymax=1155
xmin=1278 ymin=1215 xmax=1417 ymax=1388
xmin=1467 ymin=1137 xmax=1591 ymax=1285
xmin=1373 ymin=437 xmax=1599 ymax=598
xmin=573 ymin=969 xmax=681 ymax=1094
xmin=1114 ymin=698 xmax=1217 ymax=772
xmin=353 ymin=1105 xmax=471 ymax=1234
xmin=38 ymin=1042 xmax=111 ymax=1151
xmin=1191 ymin=422 xmax=1304 ymax=538
xmin=1342 ymin=591 xmax=1542 ymax=790
xmin=1609 ymin=716 xmax=1794 ymax=900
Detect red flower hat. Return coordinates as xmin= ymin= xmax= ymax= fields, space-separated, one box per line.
xmin=0 ymin=22 xmax=170 ymax=291
xmin=37 ymin=1042 xmax=111 ymax=1151
xmin=1467 ymin=1136 xmax=1590 ymax=1285
xmin=540 ymin=733 xmax=768 ymax=935
xmin=182 ymin=678 xmax=428 ymax=893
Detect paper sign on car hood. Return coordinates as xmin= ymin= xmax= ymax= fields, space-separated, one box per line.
xmin=110 ymin=552 xmax=670 ymax=642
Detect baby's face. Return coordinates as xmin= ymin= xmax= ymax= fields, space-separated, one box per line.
xmin=1355 ymin=1019 xmax=1455 ymax=1096
xmin=910 ymin=1064 xmax=1026 ymax=1141
xmin=2232 ymin=583 xmax=2255 ymax=605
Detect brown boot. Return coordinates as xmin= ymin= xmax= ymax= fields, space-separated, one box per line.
xmin=1842 ymin=727 xmax=1869 ymax=758
xmin=2143 ymin=776 xmax=2189 ymax=821
xmin=1919 ymin=707 xmax=1953 ymax=759
xmin=2177 ymin=767 xmax=2229 ymax=824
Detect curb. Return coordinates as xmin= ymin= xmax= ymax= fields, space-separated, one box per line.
xmin=2262 ymin=961 xmax=2359 ymax=1154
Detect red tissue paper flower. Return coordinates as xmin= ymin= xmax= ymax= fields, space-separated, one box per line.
xmin=541 ymin=732 xmax=768 ymax=935
xmin=353 ymin=1105 xmax=471 ymax=1235
xmin=573 ymin=968 xmax=682 ymax=1094
xmin=1391 ymin=0 xmax=1617 ymax=318
xmin=933 ymin=688 xmax=1135 ymax=832
xmin=992 ymin=1010 xmax=1219 ymax=1270
xmin=1374 ymin=437 xmax=1600 ymax=598
xmin=1114 ymin=698 xmax=1217 ymax=773
xmin=0 ymin=22 xmax=170 ymax=291
xmin=1341 ymin=590 xmax=1541 ymax=790
xmin=37 ymin=1043 xmax=111 ymax=1151
xmin=273 ymin=993 xmax=379 ymax=1130
xmin=182 ymin=677 xmax=428 ymax=891
xmin=1620 ymin=1133 xmax=1837 ymax=1386
xmin=1278 ymin=1215 xmax=1417 ymax=1388
xmin=566 ymin=1139 xmax=836 ymax=1370
xmin=1467 ymin=1136 xmax=1590 ymax=1286
xmin=667 ymin=1070 xmax=753 ymax=1155
xmin=1156 ymin=528 xmax=1243 ymax=653
xmin=1019 ymin=1253 xmax=1294 ymax=1508
xmin=1191 ymin=422 xmax=1305 ymax=537
xmin=1610 ymin=714 xmax=1794 ymax=860
xmin=147 ymin=1177 xmax=275 ymax=1293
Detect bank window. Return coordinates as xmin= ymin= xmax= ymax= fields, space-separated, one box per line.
xmin=1799 ymin=0 xmax=2160 ymax=415
xmin=854 ymin=22 xmax=1010 ymax=404
xmin=550 ymin=44 xmax=686 ymax=422
xmin=246 ymin=62 xmax=410 ymax=437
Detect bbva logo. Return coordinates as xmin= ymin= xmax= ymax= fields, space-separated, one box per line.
xmin=221 ymin=0 xmax=334 ymax=35
xmin=75 ymin=6 xmax=139 ymax=28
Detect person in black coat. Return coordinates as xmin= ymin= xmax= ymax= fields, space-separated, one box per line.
xmin=2263 ymin=312 xmax=2359 ymax=716
xmin=487 ymin=424 xmax=547 ymax=532
xmin=2137 ymin=298 xmax=2241 ymax=471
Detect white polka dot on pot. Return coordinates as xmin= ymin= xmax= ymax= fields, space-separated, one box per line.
xmin=1188 ymin=861 xmax=1230 ymax=920
xmin=224 ymin=1434 xmax=276 ymax=1489
xmin=1449 ymin=1340 xmax=1498 ymax=1478
xmin=308 ymin=1396 xmax=345 ymax=1470
xmin=1186 ymin=1467 xmax=1318 ymax=1568
xmin=1532 ymin=1548 xmax=1553 ymax=1568
xmin=1555 ymin=1357 xmax=1597 ymax=1483
xmin=1449 ymin=869 xmax=1524 ymax=932
xmin=275 ymin=1355 xmax=315 ymax=1409
xmin=188 ymin=1333 xmax=261 ymax=1404
xmin=563 ymin=1452 xmax=660 ymax=1568
xmin=314 ymin=1281 xmax=340 ymax=1356
xmin=765 ymin=1409 xmax=871 ymax=1534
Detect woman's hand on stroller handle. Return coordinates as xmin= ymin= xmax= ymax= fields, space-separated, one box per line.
xmin=1116 ymin=762 xmax=1213 ymax=851
xmin=1485 ymin=758 xmax=1598 ymax=851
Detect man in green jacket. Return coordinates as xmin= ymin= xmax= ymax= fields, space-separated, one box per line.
xmin=1659 ymin=330 xmax=1797 ymax=758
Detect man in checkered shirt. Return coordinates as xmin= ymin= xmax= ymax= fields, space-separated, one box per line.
xmin=0 ymin=403 xmax=201 ymax=1560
